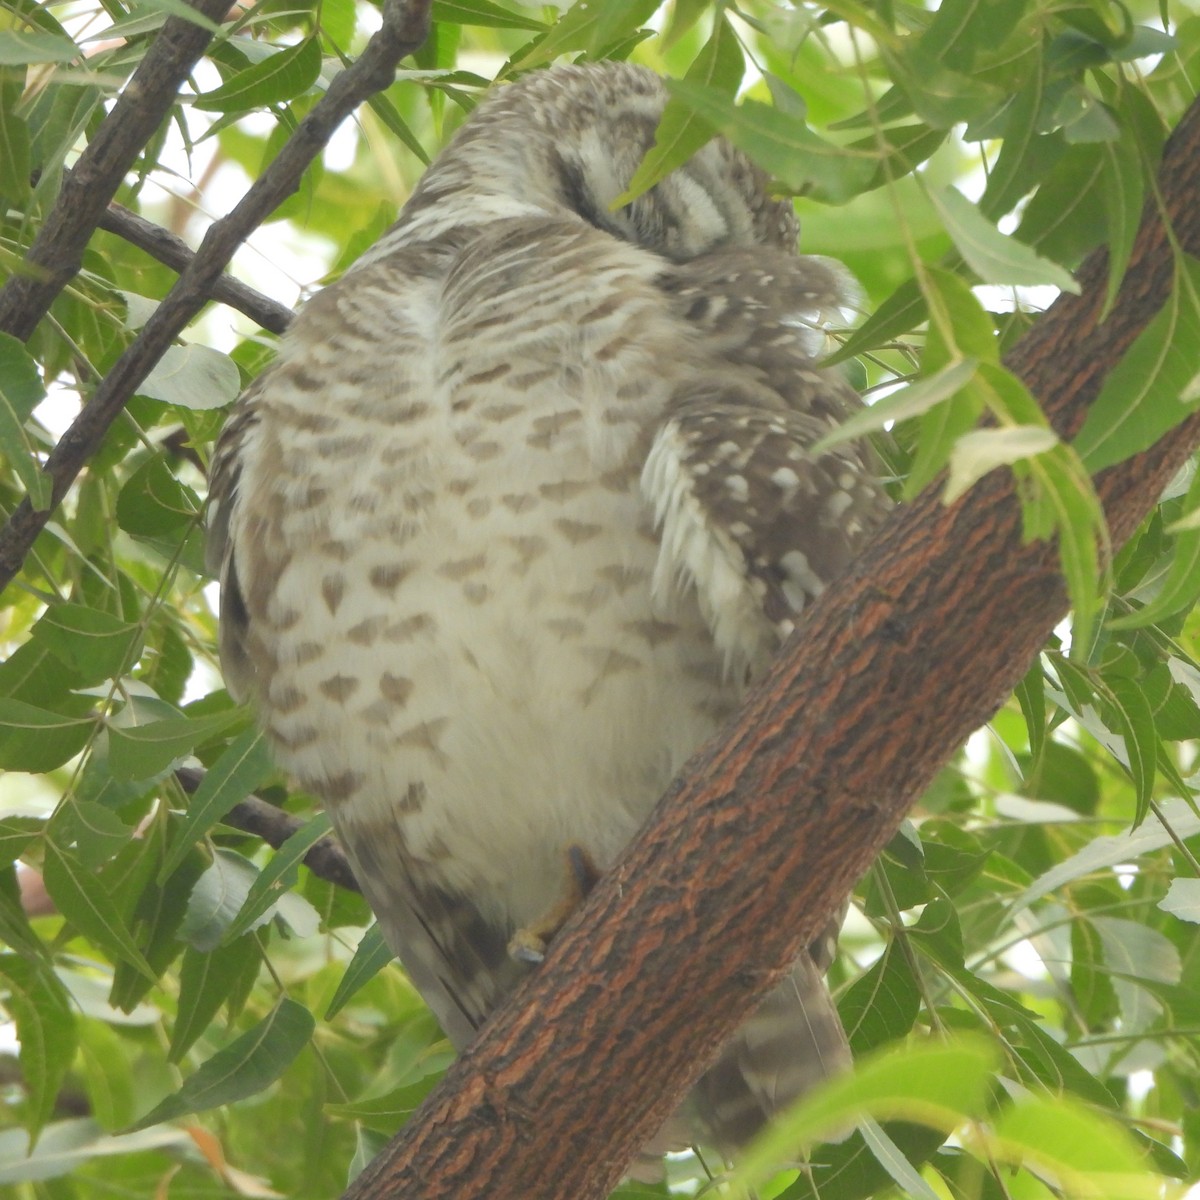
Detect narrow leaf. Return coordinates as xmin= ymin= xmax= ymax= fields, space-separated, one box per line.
xmin=0 ymin=332 xmax=52 ymax=510
xmin=160 ymin=729 xmax=273 ymax=882
xmin=193 ymin=37 xmax=321 ymax=112
xmin=31 ymin=603 xmax=144 ymax=686
xmin=325 ymin=923 xmax=394 ymax=1018
xmin=222 ymin=813 xmax=332 ymax=943
xmin=41 ymin=842 xmax=156 ymax=981
xmin=928 ymin=186 xmax=1081 ymax=293
xmin=944 ymin=425 xmax=1060 ymax=504
xmin=618 ymin=15 xmax=743 ymax=205
xmin=107 ymin=709 xmax=241 ymax=781
xmin=0 ymin=700 xmax=95 ymax=772
xmin=665 ymin=81 xmax=876 ymax=202
xmin=1074 ymin=256 xmax=1200 ymax=472
xmin=813 ymin=359 xmax=979 ymax=451
xmin=0 ymin=956 xmax=76 ymax=1143
xmin=130 ymin=998 xmax=314 ymax=1129
xmin=170 ymin=937 xmax=261 ymax=1062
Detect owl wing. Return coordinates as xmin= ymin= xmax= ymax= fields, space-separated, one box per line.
xmin=642 ymin=251 xmax=889 ymax=678
xmin=639 ymin=250 xmax=884 ymax=1153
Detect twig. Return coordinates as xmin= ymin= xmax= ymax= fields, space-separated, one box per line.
xmin=99 ymin=203 xmax=295 ymax=335
xmin=0 ymin=0 xmax=234 ymax=342
xmin=0 ymin=0 xmax=432 ymax=592
xmin=173 ymin=766 xmax=360 ymax=892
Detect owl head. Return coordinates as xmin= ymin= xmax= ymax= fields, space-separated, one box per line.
xmin=388 ymin=61 xmax=798 ymax=261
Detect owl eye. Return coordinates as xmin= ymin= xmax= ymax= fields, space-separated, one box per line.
xmin=554 ymin=156 xmax=614 ymax=233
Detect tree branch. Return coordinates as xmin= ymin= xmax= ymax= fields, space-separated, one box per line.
xmin=341 ymin=95 xmax=1200 ymax=1200
xmin=99 ymin=204 xmax=294 ymax=335
xmin=0 ymin=0 xmax=432 ymax=593
xmin=0 ymin=0 xmax=235 ymax=342
xmin=173 ymin=768 xmax=359 ymax=893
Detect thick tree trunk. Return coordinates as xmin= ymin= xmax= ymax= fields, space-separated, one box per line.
xmin=341 ymin=95 xmax=1200 ymax=1200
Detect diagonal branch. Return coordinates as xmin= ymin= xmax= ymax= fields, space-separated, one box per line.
xmin=340 ymin=94 xmax=1200 ymax=1200
xmin=99 ymin=204 xmax=294 ymax=335
xmin=0 ymin=0 xmax=235 ymax=342
xmin=173 ymin=768 xmax=358 ymax=892
xmin=0 ymin=0 xmax=432 ymax=592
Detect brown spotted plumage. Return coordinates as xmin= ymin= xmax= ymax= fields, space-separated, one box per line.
xmin=207 ymin=61 xmax=889 ymax=1165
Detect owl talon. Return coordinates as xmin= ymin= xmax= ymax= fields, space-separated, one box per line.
xmin=508 ymin=929 xmax=548 ymax=963
xmin=508 ymin=843 xmax=600 ymax=964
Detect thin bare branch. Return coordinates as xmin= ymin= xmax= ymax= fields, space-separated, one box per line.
xmin=173 ymin=767 xmax=360 ymax=893
xmin=0 ymin=0 xmax=432 ymax=592
xmin=0 ymin=0 xmax=234 ymax=342
xmin=99 ymin=203 xmax=294 ymax=335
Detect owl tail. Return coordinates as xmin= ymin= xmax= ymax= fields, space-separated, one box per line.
xmin=688 ymin=954 xmax=851 ymax=1159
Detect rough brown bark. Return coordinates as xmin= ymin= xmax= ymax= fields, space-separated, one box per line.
xmin=340 ymin=96 xmax=1200 ymax=1200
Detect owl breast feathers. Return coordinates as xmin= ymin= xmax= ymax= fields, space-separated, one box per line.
xmin=208 ymin=60 xmax=889 ymax=1165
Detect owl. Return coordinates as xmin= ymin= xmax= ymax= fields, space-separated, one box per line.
xmin=207 ymin=60 xmax=889 ymax=1164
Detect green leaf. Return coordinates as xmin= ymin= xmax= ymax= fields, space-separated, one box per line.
xmin=223 ymin=812 xmax=332 ymax=943
xmin=829 ymin=277 xmax=926 ymax=366
xmin=992 ymin=1095 xmax=1145 ymax=1178
xmin=160 ymin=729 xmax=273 ymax=882
xmin=170 ymin=936 xmax=261 ymax=1062
xmin=109 ymin=849 xmax=207 ymax=1014
xmin=815 ymin=362 xmax=980 ymax=454
xmin=0 ymin=867 xmax=42 ymax=958
xmin=618 ymin=15 xmax=743 ymax=205
xmin=0 ymin=817 xmax=40 ymax=866
xmin=130 ymin=998 xmax=314 ymax=1130
xmin=107 ymin=709 xmax=241 ymax=781
xmin=1159 ymin=878 xmax=1200 ymax=923
xmin=1103 ymin=675 xmax=1158 ymax=824
xmin=0 ymin=1119 xmax=191 ymax=1184
xmin=41 ymin=842 xmax=156 ymax=981
xmin=0 ymin=31 xmax=78 ymax=64
xmin=431 ymin=0 xmax=546 ymax=31
xmin=115 ymin=455 xmax=202 ymax=538
xmin=944 ymin=425 xmax=1060 ymax=504
xmin=927 ymin=186 xmax=1081 ymax=293
xmin=1074 ymin=256 xmax=1200 ymax=472
xmin=509 ymin=0 xmax=659 ymax=69
xmin=193 ymin=37 xmax=322 ymax=113
xmin=0 ymin=332 xmax=52 ymax=510
xmin=31 ymin=603 xmax=144 ymax=686
xmin=0 ymin=84 xmax=30 ymax=207
xmin=67 ymin=802 xmax=134 ymax=870
xmin=325 ymin=923 xmax=394 ymax=1019
xmin=77 ymin=1019 xmax=136 ymax=1131
xmin=1098 ymin=107 xmax=1144 ymax=317
xmin=1011 ymin=796 xmax=1200 ymax=913
xmin=840 ymin=938 xmax=921 ymax=1054
xmin=665 ymin=81 xmax=876 ymax=202
xmin=135 ymin=343 xmax=241 ymax=410
xmin=735 ymin=1039 xmax=999 ymax=1189
xmin=0 ymin=956 xmax=77 ymax=1143
xmin=0 ymin=700 xmax=95 ymax=772
xmin=180 ymin=849 xmax=265 ymax=951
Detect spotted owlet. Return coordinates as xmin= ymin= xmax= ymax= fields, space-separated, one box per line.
xmin=207 ymin=61 xmax=889 ymax=1161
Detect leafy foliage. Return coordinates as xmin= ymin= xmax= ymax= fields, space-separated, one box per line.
xmin=2 ymin=0 xmax=1200 ymax=1197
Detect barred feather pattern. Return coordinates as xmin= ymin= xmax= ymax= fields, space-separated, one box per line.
xmin=208 ymin=60 xmax=889 ymax=1167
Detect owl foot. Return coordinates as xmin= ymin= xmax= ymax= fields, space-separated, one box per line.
xmin=508 ymin=843 xmax=600 ymax=964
